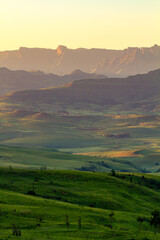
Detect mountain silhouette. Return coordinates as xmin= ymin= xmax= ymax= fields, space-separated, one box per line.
xmin=0 ymin=67 xmax=106 ymax=95
xmin=0 ymin=45 xmax=159 ymax=77
xmin=2 ymin=69 xmax=160 ymax=113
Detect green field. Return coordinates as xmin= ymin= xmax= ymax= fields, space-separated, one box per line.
xmin=0 ymin=144 xmax=160 ymax=173
xmin=0 ymin=96 xmax=160 ymax=239
xmin=0 ymin=168 xmax=160 ymax=240
xmin=0 ymin=112 xmax=160 ymax=173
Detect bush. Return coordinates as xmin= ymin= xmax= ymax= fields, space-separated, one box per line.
xmin=27 ymin=190 xmax=36 ymax=196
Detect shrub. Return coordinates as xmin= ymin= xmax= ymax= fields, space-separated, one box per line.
xmin=27 ymin=190 xmax=36 ymax=196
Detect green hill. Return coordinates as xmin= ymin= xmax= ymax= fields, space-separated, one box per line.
xmin=0 ymin=111 xmax=160 ymax=173
xmin=0 ymin=145 xmax=160 ymax=173
xmin=0 ymin=145 xmax=140 ymax=172
xmin=0 ymin=168 xmax=160 ymax=239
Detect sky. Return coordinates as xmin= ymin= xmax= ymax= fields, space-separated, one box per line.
xmin=0 ymin=0 xmax=160 ymax=51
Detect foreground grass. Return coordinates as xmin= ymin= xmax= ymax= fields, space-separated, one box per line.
xmin=0 ymin=168 xmax=159 ymax=239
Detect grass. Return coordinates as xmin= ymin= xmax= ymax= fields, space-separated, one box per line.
xmin=0 ymin=113 xmax=160 ymax=172
xmin=0 ymin=168 xmax=160 ymax=239
xmin=0 ymin=144 xmax=157 ymax=173
xmin=0 ymin=168 xmax=160 ymax=213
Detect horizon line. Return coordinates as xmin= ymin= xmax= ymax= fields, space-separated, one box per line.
xmin=0 ymin=44 xmax=159 ymax=52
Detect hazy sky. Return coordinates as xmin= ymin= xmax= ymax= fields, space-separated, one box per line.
xmin=0 ymin=0 xmax=159 ymax=50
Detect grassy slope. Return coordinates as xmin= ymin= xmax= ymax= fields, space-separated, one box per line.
xmin=1 ymin=144 xmax=160 ymax=174
xmin=0 ymin=168 xmax=160 ymax=213
xmin=0 ymin=168 xmax=160 ymax=239
xmin=0 ymin=145 xmax=140 ymax=172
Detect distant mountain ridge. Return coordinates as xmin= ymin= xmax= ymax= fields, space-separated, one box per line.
xmin=2 ymin=68 xmax=160 ymax=114
xmin=0 ymin=45 xmax=160 ymax=77
xmin=0 ymin=67 xmax=106 ymax=95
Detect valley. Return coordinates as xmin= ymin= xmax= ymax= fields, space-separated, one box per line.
xmin=0 ymin=69 xmax=160 ymax=173
xmin=1 ymin=0 xmax=160 ymax=239
xmin=0 ymin=112 xmax=160 ymax=173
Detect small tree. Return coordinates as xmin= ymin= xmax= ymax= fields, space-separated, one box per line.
xmin=78 ymin=216 xmax=82 ymax=230
xmin=9 ymin=165 xmax=13 ymax=171
xmin=12 ymin=224 xmax=21 ymax=237
xmin=12 ymin=224 xmax=16 ymax=236
xmin=137 ymin=216 xmax=144 ymax=232
xmin=109 ymin=211 xmax=115 ymax=220
xmin=150 ymin=210 xmax=160 ymax=233
xmin=111 ymin=169 xmax=116 ymax=177
xmin=129 ymin=176 xmax=133 ymax=183
xmin=40 ymin=165 xmax=47 ymax=171
xmin=65 ymin=214 xmax=70 ymax=230
xmin=27 ymin=190 xmax=36 ymax=196
xmin=18 ymin=229 xmax=21 ymax=237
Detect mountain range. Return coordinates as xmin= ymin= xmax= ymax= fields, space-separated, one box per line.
xmin=2 ymin=68 xmax=160 ymax=114
xmin=0 ymin=45 xmax=160 ymax=77
xmin=0 ymin=67 xmax=105 ymax=95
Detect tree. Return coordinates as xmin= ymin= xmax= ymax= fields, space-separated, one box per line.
xmin=137 ymin=216 xmax=144 ymax=232
xmin=27 ymin=190 xmax=36 ymax=196
xmin=78 ymin=216 xmax=82 ymax=230
xmin=109 ymin=211 xmax=115 ymax=220
xmin=150 ymin=210 xmax=160 ymax=233
xmin=65 ymin=214 xmax=70 ymax=230
xmin=40 ymin=165 xmax=47 ymax=171
xmin=12 ymin=224 xmax=22 ymax=236
xmin=111 ymin=169 xmax=116 ymax=177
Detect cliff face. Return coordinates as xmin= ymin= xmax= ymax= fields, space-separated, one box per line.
xmin=0 ymin=45 xmax=160 ymax=76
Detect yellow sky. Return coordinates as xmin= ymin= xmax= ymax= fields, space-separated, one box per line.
xmin=0 ymin=0 xmax=160 ymax=51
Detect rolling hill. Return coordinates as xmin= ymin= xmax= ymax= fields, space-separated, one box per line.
xmin=0 ymin=145 xmax=155 ymax=172
xmin=0 ymin=44 xmax=160 ymax=77
xmin=0 ymin=67 xmax=106 ymax=96
xmin=0 ymin=168 xmax=159 ymax=239
xmin=2 ymin=68 xmax=160 ymax=114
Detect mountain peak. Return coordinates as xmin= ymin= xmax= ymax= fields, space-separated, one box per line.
xmin=56 ymin=45 xmax=68 ymax=55
xmin=70 ymin=69 xmax=85 ymax=76
xmin=19 ymin=47 xmax=28 ymax=51
xmin=0 ymin=67 xmax=10 ymax=73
